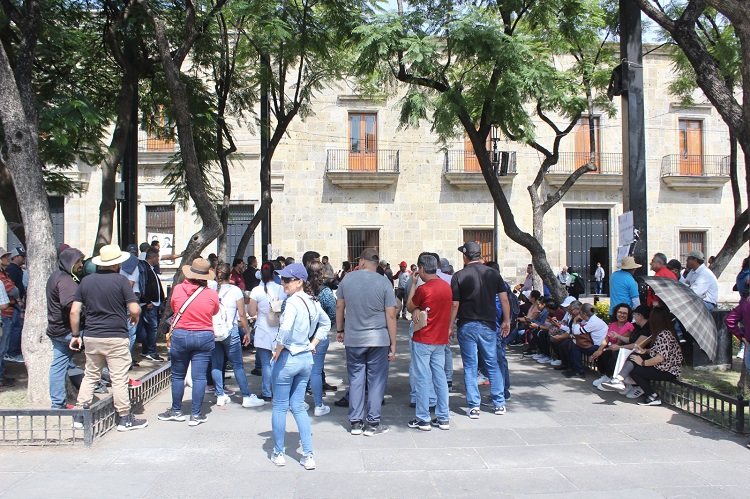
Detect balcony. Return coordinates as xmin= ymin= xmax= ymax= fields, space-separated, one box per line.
xmin=325 ymin=149 xmax=400 ymax=188
xmin=544 ymin=152 xmax=623 ymax=189
xmin=660 ymin=155 xmax=731 ymax=190
xmin=138 ymin=130 xmax=179 ymax=167
xmin=443 ymin=151 xmax=517 ymax=189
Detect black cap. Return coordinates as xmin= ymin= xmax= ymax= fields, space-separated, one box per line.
xmin=633 ymin=305 xmax=651 ymax=319
xmin=458 ymin=242 xmax=482 ymax=259
xmin=666 ymin=259 xmax=682 ymax=271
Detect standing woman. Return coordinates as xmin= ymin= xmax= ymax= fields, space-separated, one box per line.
xmin=305 ymin=261 xmax=336 ymax=416
xmin=159 ymin=258 xmax=219 ymax=426
xmin=211 ymin=264 xmax=266 ymax=408
xmin=270 ymin=263 xmax=331 ymax=469
xmin=249 ymin=261 xmax=287 ymax=401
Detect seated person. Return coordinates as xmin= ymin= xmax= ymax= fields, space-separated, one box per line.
xmin=549 ymin=299 xmax=581 ymax=370
xmin=519 ymin=290 xmax=543 ymax=356
xmin=564 ymin=303 xmax=608 ymax=379
xmin=592 ymin=303 xmax=634 ymax=387
xmin=533 ymin=299 xmax=559 ymax=364
xmin=603 ymin=307 xmax=683 ymax=406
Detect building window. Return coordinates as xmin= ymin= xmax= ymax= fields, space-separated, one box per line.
xmin=225 ymin=205 xmax=255 ymax=262
xmin=678 ymin=119 xmax=703 ymax=175
xmin=347 ymin=229 xmax=379 ymax=264
xmin=574 ymin=116 xmax=601 ymax=169
xmin=145 ymin=205 xmax=176 ymax=256
xmin=462 ymin=229 xmax=494 ymax=262
xmin=679 ymin=231 xmax=706 ymax=264
xmin=349 ymin=113 xmax=377 ymax=171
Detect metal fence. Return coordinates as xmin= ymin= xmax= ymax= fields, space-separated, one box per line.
xmin=0 ymin=362 xmax=171 ymax=447
xmin=444 ymin=150 xmax=517 ymax=175
xmin=546 ymin=152 xmax=623 ymax=175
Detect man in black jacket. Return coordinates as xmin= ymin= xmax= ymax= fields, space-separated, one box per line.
xmin=46 ymin=247 xmax=84 ymax=409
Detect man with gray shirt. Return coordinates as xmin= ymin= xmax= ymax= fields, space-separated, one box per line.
xmin=336 ymin=248 xmax=398 ymax=436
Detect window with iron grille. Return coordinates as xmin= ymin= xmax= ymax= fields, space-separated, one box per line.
xmin=347 ymin=229 xmax=380 ymax=264
xmin=679 ymin=231 xmax=706 ymax=264
xmin=462 ymin=229 xmax=494 ymax=262
xmin=145 ymin=205 xmax=175 ymax=243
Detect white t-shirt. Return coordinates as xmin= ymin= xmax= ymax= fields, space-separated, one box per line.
xmin=217 ymin=283 xmax=244 ymax=327
xmin=249 ymin=281 xmax=287 ymax=350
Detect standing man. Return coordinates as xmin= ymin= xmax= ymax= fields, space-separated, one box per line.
xmin=46 ymin=247 xmax=85 ymax=408
xmin=608 ymin=256 xmax=641 ymax=316
xmin=594 ymin=263 xmax=605 ymax=295
xmin=5 ymin=247 xmax=26 ymax=363
xmin=557 ymin=265 xmax=571 ymax=293
xmin=70 ymin=244 xmax=147 ymax=431
xmin=0 ymin=248 xmax=19 ymax=388
xmin=336 ymin=248 xmax=398 ymax=436
xmin=137 ymin=248 xmax=165 ymax=362
xmin=394 ymin=261 xmax=411 ymax=319
xmin=450 ymin=242 xmax=510 ymax=419
xmin=321 ymin=256 xmax=336 ymax=287
xmin=243 ymin=256 xmax=260 ymax=292
xmin=230 ymin=258 xmax=246 ymax=292
xmin=406 ymin=254 xmax=452 ymax=431
xmin=685 ymin=250 xmax=719 ymax=310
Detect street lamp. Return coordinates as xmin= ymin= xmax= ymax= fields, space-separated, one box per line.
xmin=490 ymin=123 xmax=508 ymax=176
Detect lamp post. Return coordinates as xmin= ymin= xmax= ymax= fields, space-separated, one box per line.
xmin=491 ymin=123 xmax=500 ymax=262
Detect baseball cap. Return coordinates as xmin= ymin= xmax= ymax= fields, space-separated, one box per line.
xmin=458 ymin=241 xmax=482 ymax=258
xmin=276 ymin=262 xmax=308 ymax=281
xmin=125 ymin=243 xmax=139 ymax=256
xmin=633 ymin=305 xmax=651 ymax=319
xmin=399 ymin=261 xmax=407 ymax=267
xmin=560 ymin=296 xmax=576 ymax=308
xmin=10 ymin=247 xmax=25 ymax=258
xmin=687 ymin=250 xmax=704 ymax=260
xmin=359 ymin=248 xmax=379 ymax=262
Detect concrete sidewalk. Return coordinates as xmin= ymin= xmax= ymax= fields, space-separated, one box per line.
xmin=1 ymin=320 xmax=748 ymax=498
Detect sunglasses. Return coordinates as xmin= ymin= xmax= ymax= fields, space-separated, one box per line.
xmin=281 ymin=277 xmax=299 ymax=283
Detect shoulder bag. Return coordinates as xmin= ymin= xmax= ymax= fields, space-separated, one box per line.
xmin=166 ymin=286 xmax=205 ymax=348
xmin=266 ymin=286 xmax=283 ymax=327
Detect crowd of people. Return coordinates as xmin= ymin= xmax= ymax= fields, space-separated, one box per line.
xmin=23 ymin=236 xmax=750 ymax=466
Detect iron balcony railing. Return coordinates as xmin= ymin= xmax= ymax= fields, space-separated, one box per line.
xmin=325 ymin=149 xmax=400 ymax=173
xmin=546 ymin=152 xmax=623 ymax=175
xmin=444 ymin=150 xmax=517 ymax=175
xmin=138 ymin=130 xmax=179 ymax=152
xmin=661 ymin=154 xmax=731 ymax=177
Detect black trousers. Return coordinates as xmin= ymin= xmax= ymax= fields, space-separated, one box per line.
xmin=629 ymin=365 xmax=676 ymax=396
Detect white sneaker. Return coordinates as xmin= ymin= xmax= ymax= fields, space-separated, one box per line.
xmin=602 ymin=376 xmax=625 ymax=391
xmin=550 ymin=359 xmax=562 ymax=366
xmin=737 ymin=348 xmax=745 ymax=359
xmin=593 ymin=375 xmax=610 ymax=387
xmin=619 ymin=383 xmax=633 ymax=396
xmin=626 ymin=386 xmax=645 ymax=399
xmin=242 ymin=394 xmax=265 ymax=408
xmin=532 ymin=353 xmax=543 ymax=359
xmin=300 ymin=453 xmax=316 ymax=470
xmin=536 ymin=356 xmax=551 ymax=364
xmin=597 ymin=383 xmax=613 ymax=392
xmin=271 ymin=451 xmax=286 ymax=466
xmin=314 ymin=404 xmax=331 ymax=417
xmin=216 ymin=394 xmax=231 ymax=406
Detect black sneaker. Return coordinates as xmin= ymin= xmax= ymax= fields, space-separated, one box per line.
xmin=189 ymin=414 xmax=208 ymax=426
xmin=323 ymin=383 xmax=338 ymax=392
xmin=334 ymin=397 xmax=349 ymax=408
xmin=638 ymin=394 xmax=662 ymax=406
xmin=117 ymin=413 xmax=149 ymax=431
xmin=350 ymin=421 xmax=364 ymax=435
xmin=250 ymin=368 xmax=262 ymax=376
xmin=363 ymin=424 xmax=389 ymax=436
xmin=522 ymin=350 xmax=537 ymax=358
xmin=553 ymin=364 xmax=568 ymax=371
xmin=94 ymin=381 xmax=108 ymax=394
xmin=430 ymin=418 xmax=450 ymax=430
xmin=158 ymin=409 xmax=186 ymax=422
xmin=447 ymin=381 xmax=454 ymax=392
xmin=562 ymin=370 xmax=576 ymax=377
xmin=407 ymin=419 xmax=431 ymax=431
xmin=260 ymin=395 xmax=273 ymax=402
xmin=409 ymin=402 xmax=416 ymax=408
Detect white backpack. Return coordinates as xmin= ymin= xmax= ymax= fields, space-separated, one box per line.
xmin=213 ymin=287 xmax=232 ymax=342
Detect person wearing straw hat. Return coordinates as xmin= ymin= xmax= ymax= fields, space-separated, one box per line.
xmin=70 ymin=244 xmax=147 ymax=431
xmin=608 ymin=256 xmax=641 ymax=316
xmin=158 ymin=258 xmax=219 ymax=426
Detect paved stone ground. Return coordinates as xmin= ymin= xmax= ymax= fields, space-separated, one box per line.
xmin=1 ymin=320 xmax=749 ymax=498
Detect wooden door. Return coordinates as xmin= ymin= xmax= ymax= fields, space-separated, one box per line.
xmin=574 ymin=117 xmax=600 ymax=171
xmin=349 ymin=114 xmax=377 ymax=171
xmin=679 ymin=119 xmax=703 ymax=175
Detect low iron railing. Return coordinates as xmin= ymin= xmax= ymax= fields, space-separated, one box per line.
xmin=660 ymin=154 xmax=730 ymax=177
xmin=444 ymin=150 xmax=517 ymax=175
xmin=0 ymin=362 xmax=171 ymax=446
xmin=325 ymin=149 xmax=400 ymax=173
xmin=547 ymin=152 xmax=623 ymax=175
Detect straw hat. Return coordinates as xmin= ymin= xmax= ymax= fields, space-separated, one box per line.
xmin=91 ymin=244 xmax=130 ymax=266
xmin=619 ymin=256 xmax=641 ymax=270
xmin=182 ymin=258 xmax=215 ymax=281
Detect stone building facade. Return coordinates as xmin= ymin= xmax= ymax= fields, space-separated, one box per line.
xmin=1 ymin=46 xmax=744 ymax=300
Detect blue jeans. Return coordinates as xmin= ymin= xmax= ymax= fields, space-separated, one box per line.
xmin=310 ymin=339 xmax=329 ymax=407
xmin=569 ymin=342 xmax=599 ymax=374
xmin=49 ymin=333 xmax=77 ymax=408
xmin=594 ymin=281 xmax=603 ymax=294
xmin=703 ymin=301 xmax=716 ymax=311
xmin=409 ymin=338 xmax=436 ymax=405
xmin=412 ymin=341 xmax=450 ymax=422
xmin=128 ymin=320 xmax=137 ymax=354
xmin=8 ymin=307 xmax=23 ymax=357
xmin=169 ymin=329 xmax=214 ymax=416
xmin=256 ymin=348 xmax=273 ymax=397
xmin=0 ymin=316 xmax=13 ymax=378
xmin=497 ymin=329 xmax=519 ymax=399
xmin=211 ymin=326 xmax=251 ymax=397
xmin=271 ymin=349 xmax=313 ymax=455
xmin=457 ymin=321 xmax=504 ymax=409
xmin=137 ymin=305 xmax=159 ymax=356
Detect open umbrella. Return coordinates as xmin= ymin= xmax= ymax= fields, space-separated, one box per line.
xmin=642 ymin=276 xmax=718 ymax=361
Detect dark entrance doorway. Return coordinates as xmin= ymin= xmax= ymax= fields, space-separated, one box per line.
xmin=566 ymin=208 xmax=610 ymax=296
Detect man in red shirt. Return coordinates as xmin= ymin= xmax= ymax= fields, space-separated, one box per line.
xmin=647 ymin=252 xmax=676 ymax=307
xmin=406 ymin=253 xmax=453 ymax=431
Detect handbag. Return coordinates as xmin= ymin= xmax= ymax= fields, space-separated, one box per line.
xmin=166 ymin=286 xmax=205 ymax=347
xmin=266 ymin=286 xmax=283 ymax=327
xmin=574 ymin=332 xmax=594 ymax=349
xmin=213 ymin=287 xmax=232 ymax=342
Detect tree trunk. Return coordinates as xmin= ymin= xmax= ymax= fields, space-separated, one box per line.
xmin=0 ymin=40 xmax=56 ymax=404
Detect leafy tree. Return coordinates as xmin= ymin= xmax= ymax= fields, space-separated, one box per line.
xmin=354 ymin=0 xmax=617 ymax=300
